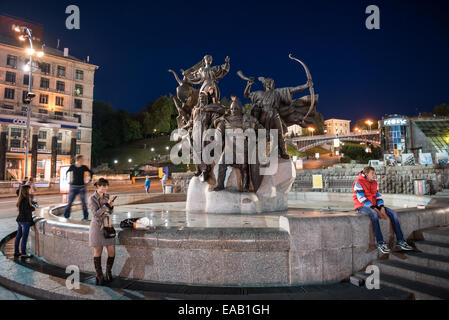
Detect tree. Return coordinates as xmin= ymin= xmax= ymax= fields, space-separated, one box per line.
xmin=354 ymin=118 xmax=379 ymax=130
xmin=312 ymin=111 xmax=325 ymax=135
xmin=142 ymin=96 xmax=177 ymax=134
xmin=221 ymin=97 xmax=231 ymax=107
xmin=242 ymin=103 xmax=252 ymax=115
xmin=433 ymin=104 xmax=449 ymax=117
xmin=92 ymin=101 xmax=114 ymax=129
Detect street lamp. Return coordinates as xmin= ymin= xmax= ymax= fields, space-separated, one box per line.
xmin=150 ymin=147 xmax=155 ymax=152
xmin=114 ymin=160 xmax=118 ymax=164
xmin=128 ymin=158 xmax=132 ymax=163
xmin=365 ymin=120 xmax=373 ymax=131
xmin=165 ymin=146 xmax=169 ymax=150
xmin=14 ymin=25 xmax=44 ymax=179
xmin=308 ymin=127 xmax=315 ymax=137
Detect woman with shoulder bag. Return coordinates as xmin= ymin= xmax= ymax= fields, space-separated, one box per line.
xmin=15 ymin=184 xmax=37 ymax=259
xmin=88 ymin=178 xmax=116 ymax=285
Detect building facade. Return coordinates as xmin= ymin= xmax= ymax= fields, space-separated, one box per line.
xmin=380 ymin=114 xmax=449 ymax=162
xmin=287 ymin=124 xmax=302 ymax=137
xmin=0 ymin=15 xmax=98 ymax=181
xmin=324 ymin=118 xmax=351 ymax=136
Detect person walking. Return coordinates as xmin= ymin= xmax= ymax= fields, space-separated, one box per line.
xmin=161 ymin=172 xmax=167 ymax=194
xmin=64 ymin=155 xmax=93 ymax=221
xmin=14 ymin=185 xmax=37 ymax=259
xmin=144 ymin=176 xmax=151 ymax=194
xmin=88 ymin=178 xmax=116 ymax=285
xmin=353 ymin=166 xmax=414 ymax=254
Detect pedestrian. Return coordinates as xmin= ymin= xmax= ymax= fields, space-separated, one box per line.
xmin=14 ymin=184 xmax=37 ymax=259
xmin=144 ymin=176 xmax=151 ymax=193
xmin=161 ymin=171 xmax=167 ymax=194
xmin=353 ymin=166 xmax=414 ymax=254
xmin=64 ymin=155 xmax=93 ymax=221
xmin=129 ymin=169 xmax=134 ymax=184
xmin=88 ymin=178 xmax=116 ymax=285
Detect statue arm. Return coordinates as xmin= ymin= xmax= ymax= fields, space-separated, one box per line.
xmin=288 ymin=79 xmax=312 ymax=95
xmin=244 ymin=80 xmax=254 ymax=99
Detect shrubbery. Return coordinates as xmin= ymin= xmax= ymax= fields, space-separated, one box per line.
xmin=340 ymin=143 xmax=382 ymax=164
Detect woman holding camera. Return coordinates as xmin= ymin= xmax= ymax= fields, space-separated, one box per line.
xmin=15 ymin=184 xmax=36 ymax=258
xmin=88 ymin=178 xmax=116 ymax=285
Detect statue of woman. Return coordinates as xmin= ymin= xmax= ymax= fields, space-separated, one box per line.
xmin=183 ymin=55 xmax=230 ymax=107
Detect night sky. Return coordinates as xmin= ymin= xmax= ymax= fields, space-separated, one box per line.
xmin=1 ymin=0 xmax=448 ymax=122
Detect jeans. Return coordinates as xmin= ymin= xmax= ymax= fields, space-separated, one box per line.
xmin=145 ymin=185 xmax=150 ymax=193
xmin=64 ymin=185 xmax=88 ymax=219
xmin=357 ymin=206 xmax=405 ymax=244
xmin=14 ymin=222 xmax=31 ymax=255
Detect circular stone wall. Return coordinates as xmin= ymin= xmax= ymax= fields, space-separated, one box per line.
xmin=29 ymin=193 xmax=449 ymax=286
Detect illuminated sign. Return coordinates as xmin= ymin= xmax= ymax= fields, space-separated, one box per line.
xmin=383 ymin=118 xmax=408 ymax=126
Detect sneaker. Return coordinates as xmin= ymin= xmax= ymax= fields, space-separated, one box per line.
xmin=376 ymin=242 xmax=391 ymax=254
xmin=81 ymin=218 xmax=90 ymax=222
xmin=20 ymin=254 xmax=32 ymax=259
xmin=398 ymin=240 xmax=413 ymax=251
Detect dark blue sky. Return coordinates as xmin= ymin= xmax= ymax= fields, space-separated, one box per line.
xmin=1 ymin=0 xmax=448 ymax=122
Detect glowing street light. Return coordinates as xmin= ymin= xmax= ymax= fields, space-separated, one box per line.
xmin=150 ymin=147 xmax=155 ymax=152
xmin=308 ymin=127 xmax=315 ymax=137
xmin=114 ymin=160 xmax=118 ymax=164
xmin=165 ymin=146 xmax=169 ymax=150
xmin=14 ymin=25 xmax=44 ymax=179
xmin=128 ymin=158 xmax=132 ymax=163
xmin=365 ymin=120 xmax=373 ymax=131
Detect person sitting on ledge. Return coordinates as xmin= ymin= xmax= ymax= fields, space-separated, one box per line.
xmin=353 ymin=166 xmax=413 ymax=254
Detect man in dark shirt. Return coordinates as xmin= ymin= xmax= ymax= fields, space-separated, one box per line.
xmin=64 ymin=155 xmax=93 ymax=220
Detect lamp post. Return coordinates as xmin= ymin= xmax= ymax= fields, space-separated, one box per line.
xmin=14 ymin=26 xmax=44 ymax=179
xmin=308 ymin=127 xmax=315 ymax=137
xmin=365 ymin=120 xmax=373 ymax=132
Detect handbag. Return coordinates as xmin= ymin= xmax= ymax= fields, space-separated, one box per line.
xmin=103 ymin=215 xmax=116 ymax=239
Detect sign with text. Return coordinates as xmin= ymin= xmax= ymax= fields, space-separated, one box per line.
xmin=59 ymin=166 xmax=70 ymax=194
xmin=312 ymin=174 xmax=323 ymax=189
xmin=383 ymin=118 xmax=408 ymax=127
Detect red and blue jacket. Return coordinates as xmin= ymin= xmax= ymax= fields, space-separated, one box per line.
xmin=353 ymin=171 xmax=384 ymax=210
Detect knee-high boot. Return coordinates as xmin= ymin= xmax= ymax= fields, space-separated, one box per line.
xmin=94 ymin=257 xmax=104 ymax=285
xmin=105 ymin=256 xmax=115 ymax=282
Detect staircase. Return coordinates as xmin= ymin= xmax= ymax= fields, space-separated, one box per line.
xmin=432 ymin=189 xmax=449 ymax=198
xmin=352 ymin=226 xmax=449 ymax=300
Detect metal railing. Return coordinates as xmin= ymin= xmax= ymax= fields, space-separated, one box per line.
xmin=0 ymin=108 xmax=79 ymax=123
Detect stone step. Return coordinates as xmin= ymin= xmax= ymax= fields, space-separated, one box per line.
xmin=373 ymin=259 xmax=449 ymax=289
xmin=380 ymin=274 xmax=449 ymax=300
xmin=415 ymin=240 xmax=449 ymax=256
xmin=389 ymin=251 xmax=449 ymax=273
xmin=422 ymin=227 xmax=449 ymax=244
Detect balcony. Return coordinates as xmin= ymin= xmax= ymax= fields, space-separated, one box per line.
xmin=0 ymin=108 xmax=79 ymax=124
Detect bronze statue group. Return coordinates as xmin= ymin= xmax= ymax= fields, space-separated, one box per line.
xmin=169 ymin=54 xmax=318 ymax=192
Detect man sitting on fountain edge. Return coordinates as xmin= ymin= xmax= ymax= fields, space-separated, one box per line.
xmin=353 ymin=166 xmax=413 ymax=254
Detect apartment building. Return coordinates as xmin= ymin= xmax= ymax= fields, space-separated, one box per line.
xmin=324 ymin=118 xmax=351 ymax=136
xmin=0 ymin=14 xmax=98 ymax=181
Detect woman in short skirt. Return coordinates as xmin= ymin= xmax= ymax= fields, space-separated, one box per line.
xmin=88 ymin=178 xmax=116 ymax=285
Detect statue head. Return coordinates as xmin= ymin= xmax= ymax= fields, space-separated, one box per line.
xmin=230 ymin=100 xmax=242 ymax=116
xmin=258 ymin=77 xmax=274 ymax=91
xmin=203 ymin=55 xmax=213 ymax=67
